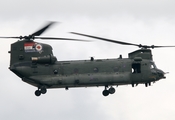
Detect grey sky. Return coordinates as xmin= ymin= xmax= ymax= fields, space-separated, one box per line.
xmin=0 ymin=0 xmax=175 ymax=120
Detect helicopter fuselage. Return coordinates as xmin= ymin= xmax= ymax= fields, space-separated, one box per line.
xmin=10 ymin=57 xmax=164 ymax=89
xmin=8 ymin=40 xmax=165 ymax=96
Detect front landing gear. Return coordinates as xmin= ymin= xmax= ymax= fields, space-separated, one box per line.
xmin=102 ymin=86 xmax=116 ymax=96
xmin=102 ymin=89 xmax=109 ymax=96
xmin=35 ymin=86 xmax=47 ymax=96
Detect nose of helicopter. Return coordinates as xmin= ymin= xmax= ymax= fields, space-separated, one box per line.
xmin=156 ymin=69 xmax=166 ymax=79
xmin=151 ymin=68 xmax=166 ymax=81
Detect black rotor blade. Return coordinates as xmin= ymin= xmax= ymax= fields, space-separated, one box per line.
xmin=35 ymin=36 xmax=90 ymax=42
xmin=151 ymin=45 xmax=175 ymax=48
xmin=31 ymin=22 xmax=56 ymax=36
xmin=0 ymin=22 xmax=57 ymax=40
xmin=0 ymin=36 xmax=90 ymax=42
xmin=71 ymin=32 xmax=139 ymax=47
xmin=71 ymin=32 xmax=175 ymax=49
xmin=0 ymin=36 xmax=20 ymax=39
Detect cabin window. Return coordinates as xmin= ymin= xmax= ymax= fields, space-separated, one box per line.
xmin=53 ymin=69 xmax=58 ymax=74
xmin=93 ymin=67 xmax=99 ymax=73
xmin=132 ymin=63 xmax=141 ymax=73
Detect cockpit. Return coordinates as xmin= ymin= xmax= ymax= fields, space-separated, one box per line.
xmin=150 ymin=61 xmax=157 ymax=69
xmin=150 ymin=61 xmax=165 ymax=80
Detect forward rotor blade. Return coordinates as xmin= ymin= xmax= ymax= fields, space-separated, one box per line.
xmin=70 ymin=32 xmax=139 ymax=47
xmin=151 ymin=45 xmax=175 ymax=48
xmin=35 ymin=36 xmax=90 ymax=42
xmin=31 ymin=21 xmax=56 ymax=36
xmin=0 ymin=36 xmax=20 ymax=39
xmin=71 ymin=32 xmax=175 ymax=49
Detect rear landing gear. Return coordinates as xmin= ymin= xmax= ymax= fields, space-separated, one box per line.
xmin=35 ymin=90 xmax=41 ymax=96
xmin=102 ymin=86 xmax=116 ymax=96
xmin=35 ymin=86 xmax=47 ymax=96
xmin=40 ymin=86 xmax=47 ymax=94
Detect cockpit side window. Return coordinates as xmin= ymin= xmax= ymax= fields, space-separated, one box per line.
xmin=150 ymin=64 xmax=154 ymax=69
xmin=132 ymin=63 xmax=141 ymax=73
xmin=150 ymin=62 xmax=157 ymax=69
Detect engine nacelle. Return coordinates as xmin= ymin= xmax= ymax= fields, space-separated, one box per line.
xmin=31 ymin=55 xmax=57 ymax=64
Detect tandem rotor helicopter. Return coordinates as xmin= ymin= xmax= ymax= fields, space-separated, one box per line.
xmin=1 ymin=22 xmax=175 ymax=97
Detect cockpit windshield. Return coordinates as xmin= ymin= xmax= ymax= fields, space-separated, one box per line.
xmin=150 ymin=62 xmax=157 ymax=69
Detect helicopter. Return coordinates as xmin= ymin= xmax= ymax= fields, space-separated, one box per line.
xmin=1 ymin=22 xmax=175 ymax=97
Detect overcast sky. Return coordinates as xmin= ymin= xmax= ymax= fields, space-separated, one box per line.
xmin=0 ymin=0 xmax=175 ymax=120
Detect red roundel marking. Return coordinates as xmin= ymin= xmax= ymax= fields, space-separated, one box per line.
xmin=37 ymin=45 xmax=41 ymax=49
xmin=35 ymin=44 xmax=42 ymax=51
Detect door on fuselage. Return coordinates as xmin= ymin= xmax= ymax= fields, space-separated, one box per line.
xmin=131 ymin=62 xmax=142 ymax=83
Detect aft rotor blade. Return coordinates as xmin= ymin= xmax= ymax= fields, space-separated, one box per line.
xmin=70 ymin=32 xmax=139 ymax=47
xmin=35 ymin=36 xmax=90 ymax=42
xmin=31 ymin=21 xmax=56 ymax=36
xmin=0 ymin=36 xmax=90 ymax=42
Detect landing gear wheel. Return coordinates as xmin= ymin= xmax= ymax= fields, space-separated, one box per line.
xmin=40 ymin=87 xmax=47 ymax=94
xmin=109 ymin=87 xmax=115 ymax=94
xmin=148 ymin=82 xmax=151 ymax=86
xmin=35 ymin=90 xmax=41 ymax=96
xmin=102 ymin=90 xmax=109 ymax=96
xmin=145 ymin=83 xmax=148 ymax=87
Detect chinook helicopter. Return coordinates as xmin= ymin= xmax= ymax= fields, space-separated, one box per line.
xmin=2 ymin=22 xmax=174 ymax=97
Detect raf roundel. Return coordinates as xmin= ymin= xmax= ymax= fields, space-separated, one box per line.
xmin=35 ymin=44 xmax=42 ymax=52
